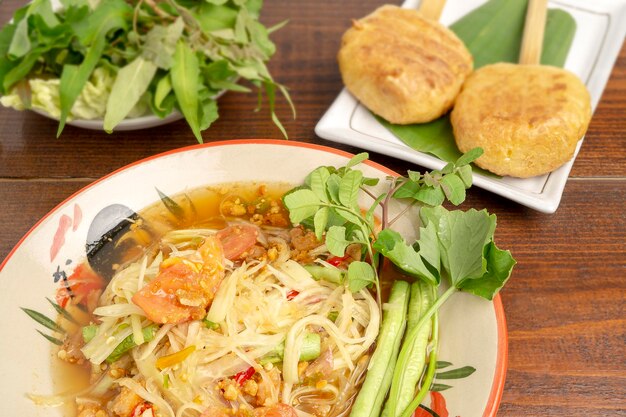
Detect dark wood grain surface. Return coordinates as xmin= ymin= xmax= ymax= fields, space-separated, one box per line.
xmin=0 ymin=1 xmax=624 ymax=416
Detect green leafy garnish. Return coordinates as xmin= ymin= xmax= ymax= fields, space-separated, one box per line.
xmin=0 ymin=0 xmax=293 ymax=139
xmin=283 ymin=151 xmax=515 ymax=417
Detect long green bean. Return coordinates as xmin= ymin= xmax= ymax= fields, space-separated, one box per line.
xmin=350 ymin=280 xmax=410 ymax=417
xmin=383 ymin=281 xmax=435 ymax=417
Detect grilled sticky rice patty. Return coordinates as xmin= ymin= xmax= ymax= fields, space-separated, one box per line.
xmin=338 ymin=5 xmax=473 ymax=124
xmin=451 ymin=63 xmax=591 ymax=178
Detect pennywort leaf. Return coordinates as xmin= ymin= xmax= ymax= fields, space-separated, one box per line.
xmin=347 ymin=261 xmax=376 ymax=292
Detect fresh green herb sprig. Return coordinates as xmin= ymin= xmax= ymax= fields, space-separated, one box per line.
xmin=0 ymin=0 xmax=293 ymax=140
xmin=283 ymin=149 xmax=486 ymax=301
xmin=282 ymin=150 xmax=516 ymax=417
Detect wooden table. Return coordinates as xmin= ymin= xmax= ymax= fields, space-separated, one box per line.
xmin=0 ymin=1 xmax=624 ymax=416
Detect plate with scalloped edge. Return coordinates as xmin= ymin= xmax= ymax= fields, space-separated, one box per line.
xmin=0 ymin=140 xmax=507 ymax=417
xmin=316 ymin=0 xmax=626 ymax=213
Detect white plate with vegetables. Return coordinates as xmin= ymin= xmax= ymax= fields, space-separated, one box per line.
xmin=0 ymin=140 xmax=511 ymax=417
xmin=0 ymin=0 xmax=291 ymax=138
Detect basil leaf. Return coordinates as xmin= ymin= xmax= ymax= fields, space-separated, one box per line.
xmin=171 ymin=41 xmax=202 ymax=142
xmin=57 ymin=0 xmax=131 ymax=136
xmin=8 ymin=19 xmax=30 ymax=59
xmin=104 ymin=57 xmax=157 ymax=132
xmin=142 ymin=18 xmax=184 ymax=70
xmin=154 ymin=74 xmax=172 ymax=111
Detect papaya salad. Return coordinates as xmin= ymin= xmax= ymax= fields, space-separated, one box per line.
xmin=25 ymin=152 xmax=515 ymax=417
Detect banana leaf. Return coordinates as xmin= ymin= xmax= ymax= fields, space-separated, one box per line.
xmin=379 ymin=0 xmax=577 ymax=166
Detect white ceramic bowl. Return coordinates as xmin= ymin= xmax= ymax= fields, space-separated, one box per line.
xmin=0 ymin=140 xmax=507 ymax=416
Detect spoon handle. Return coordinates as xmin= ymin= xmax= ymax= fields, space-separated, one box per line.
xmin=418 ymin=0 xmax=447 ymax=21
xmin=519 ymin=0 xmax=549 ymax=65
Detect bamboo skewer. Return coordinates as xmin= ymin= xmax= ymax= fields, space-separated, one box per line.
xmin=519 ymin=0 xmax=549 ymax=65
xmin=418 ymin=0 xmax=447 ymax=21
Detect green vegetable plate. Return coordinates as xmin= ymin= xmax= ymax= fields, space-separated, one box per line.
xmin=0 ymin=0 xmax=290 ymax=138
xmin=0 ymin=141 xmax=507 ymax=417
xmin=316 ymin=0 xmax=626 ymax=213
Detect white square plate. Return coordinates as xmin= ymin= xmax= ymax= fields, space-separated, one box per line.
xmin=316 ymin=0 xmax=626 ymax=213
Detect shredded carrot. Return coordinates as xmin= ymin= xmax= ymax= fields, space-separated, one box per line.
xmin=155 ymin=345 xmax=196 ymax=370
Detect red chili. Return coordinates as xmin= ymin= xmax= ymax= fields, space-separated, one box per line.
xmin=327 ymin=255 xmax=349 ymax=267
xmin=233 ymin=366 xmax=255 ymax=386
xmin=132 ymin=402 xmax=154 ymax=417
xmin=286 ymin=290 xmax=299 ymax=300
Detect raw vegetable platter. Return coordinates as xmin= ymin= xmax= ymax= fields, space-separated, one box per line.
xmin=316 ymin=0 xmax=626 ymax=213
xmin=0 ymin=0 xmax=291 ymax=137
xmin=0 ymin=141 xmax=507 ymax=417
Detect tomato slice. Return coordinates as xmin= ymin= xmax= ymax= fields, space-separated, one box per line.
xmin=254 ymin=404 xmax=298 ymax=417
xmin=216 ymin=225 xmax=258 ymax=260
xmin=132 ymin=262 xmax=205 ymax=324
xmin=132 ymin=237 xmax=226 ymax=324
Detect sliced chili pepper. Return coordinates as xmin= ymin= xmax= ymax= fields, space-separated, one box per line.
xmin=233 ymin=366 xmax=256 ymax=386
xmin=132 ymin=402 xmax=154 ymax=417
xmin=286 ymin=290 xmax=299 ymax=300
xmin=327 ymin=255 xmax=349 ymax=267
